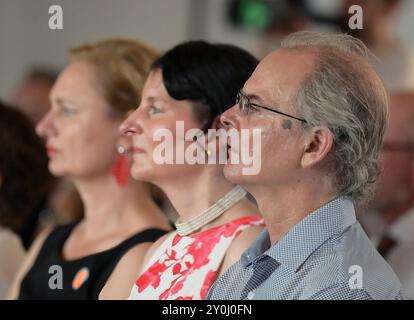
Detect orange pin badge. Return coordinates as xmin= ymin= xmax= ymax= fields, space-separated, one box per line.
xmin=72 ymin=267 xmax=90 ymax=290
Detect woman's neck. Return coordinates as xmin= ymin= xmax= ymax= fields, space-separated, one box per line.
xmin=73 ymin=174 xmax=169 ymax=235
xmin=159 ymin=169 xmax=259 ymax=226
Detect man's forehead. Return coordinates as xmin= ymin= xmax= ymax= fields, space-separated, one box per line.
xmin=244 ymin=48 xmax=315 ymax=102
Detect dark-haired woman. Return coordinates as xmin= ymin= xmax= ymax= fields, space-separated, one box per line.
xmin=121 ymin=41 xmax=264 ymax=300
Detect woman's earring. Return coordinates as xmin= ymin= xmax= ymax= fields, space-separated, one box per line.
xmin=111 ymin=146 xmax=129 ymax=187
xmin=193 ymin=135 xmax=211 ymax=157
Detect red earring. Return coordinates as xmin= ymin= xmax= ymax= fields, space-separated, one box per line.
xmin=112 ymin=146 xmax=129 ymax=187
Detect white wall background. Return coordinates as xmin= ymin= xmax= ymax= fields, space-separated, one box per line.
xmin=0 ymin=0 xmax=191 ymax=99
xmin=1 ymin=0 xmax=414 ymax=100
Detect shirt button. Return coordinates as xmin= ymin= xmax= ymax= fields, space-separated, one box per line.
xmin=247 ymin=291 xmax=255 ymax=300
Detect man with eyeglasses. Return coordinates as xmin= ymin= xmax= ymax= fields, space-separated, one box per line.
xmin=207 ymin=31 xmax=404 ymax=300
xmin=360 ymin=91 xmax=414 ymax=299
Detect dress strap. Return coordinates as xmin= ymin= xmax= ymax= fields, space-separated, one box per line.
xmin=35 ymin=221 xmax=79 ymax=262
xmin=140 ymin=231 xmax=176 ymax=272
xmin=91 ymin=228 xmax=170 ymax=297
xmin=115 ymin=228 xmax=170 ymax=254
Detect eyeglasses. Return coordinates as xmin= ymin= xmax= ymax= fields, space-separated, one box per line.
xmin=236 ymin=91 xmax=307 ymax=123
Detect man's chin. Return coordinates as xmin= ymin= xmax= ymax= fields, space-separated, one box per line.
xmin=131 ymin=167 xmax=151 ymax=183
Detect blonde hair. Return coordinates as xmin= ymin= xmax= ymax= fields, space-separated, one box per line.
xmin=69 ymin=38 xmax=159 ymax=118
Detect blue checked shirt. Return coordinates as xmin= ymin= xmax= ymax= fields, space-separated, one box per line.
xmin=207 ymin=197 xmax=405 ymax=300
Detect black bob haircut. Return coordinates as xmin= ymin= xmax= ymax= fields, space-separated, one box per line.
xmin=151 ymin=41 xmax=259 ymax=132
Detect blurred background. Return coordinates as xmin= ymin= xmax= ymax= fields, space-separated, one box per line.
xmin=1 ymin=0 xmax=414 ymax=99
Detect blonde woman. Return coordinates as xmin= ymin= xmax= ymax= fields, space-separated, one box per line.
xmin=9 ymin=39 xmax=171 ymax=300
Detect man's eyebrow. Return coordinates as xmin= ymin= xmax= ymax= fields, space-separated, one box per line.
xmin=240 ymin=89 xmax=266 ymax=105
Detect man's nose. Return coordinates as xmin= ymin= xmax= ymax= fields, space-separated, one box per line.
xmin=220 ymin=104 xmax=239 ymax=130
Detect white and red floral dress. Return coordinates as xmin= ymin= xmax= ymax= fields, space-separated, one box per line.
xmin=128 ymin=216 xmax=264 ymax=300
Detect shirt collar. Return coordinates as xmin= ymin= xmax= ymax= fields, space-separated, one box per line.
xmin=241 ymin=228 xmax=271 ymax=267
xmin=241 ymin=197 xmax=356 ymax=271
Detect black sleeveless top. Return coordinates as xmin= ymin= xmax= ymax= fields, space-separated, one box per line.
xmin=18 ymin=222 xmax=168 ymax=300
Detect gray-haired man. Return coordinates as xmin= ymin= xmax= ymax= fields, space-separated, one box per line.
xmin=208 ymin=31 xmax=404 ymax=300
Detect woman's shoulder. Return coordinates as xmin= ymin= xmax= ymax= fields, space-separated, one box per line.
xmin=0 ymin=228 xmax=26 ymax=276
xmin=218 ymin=218 xmax=265 ymax=278
xmin=0 ymin=228 xmax=25 ymax=253
xmin=6 ymin=224 xmax=56 ymax=299
xmin=98 ymin=228 xmax=173 ymax=300
xmin=17 ymin=221 xmax=75 ymax=274
xmin=141 ymin=231 xmax=176 ymax=264
xmin=27 ymin=225 xmax=56 ymax=256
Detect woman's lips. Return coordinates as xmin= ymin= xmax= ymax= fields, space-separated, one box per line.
xmin=131 ymin=147 xmax=145 ymax=154
xmin=46 ymin=146 xmax=58 ymax=156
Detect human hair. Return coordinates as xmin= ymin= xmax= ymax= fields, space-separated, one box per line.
xmin=281 ymin=31 xmax=389 ymax=201
xmin=69 ymin=38 xmax=159 ymax=118
xmin=0 ymin=101 xmax=53 ymax=233
xmin=151 ymin=40 xmax=259 ymax=131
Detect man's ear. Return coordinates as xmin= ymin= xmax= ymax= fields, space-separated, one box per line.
xmin=301 ymin=126 xmax=333 ymax=169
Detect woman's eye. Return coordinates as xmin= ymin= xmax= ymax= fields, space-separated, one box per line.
xmin=62 ymin=106 xmax=77 ymax=117
xmin=149 ymin=106 xmax=162 ymax=115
